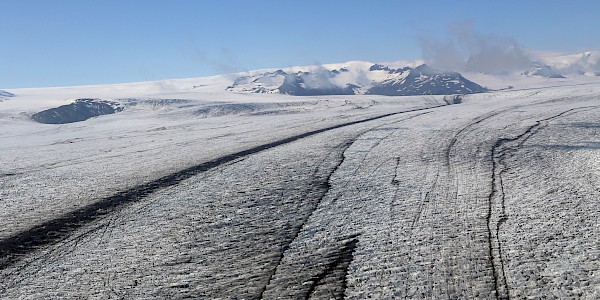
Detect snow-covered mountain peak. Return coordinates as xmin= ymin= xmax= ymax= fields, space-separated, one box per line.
xmin=522 ymin=62 xmax=565 ymax=78
xmin=367 ymin=64 xmax=487 ymax=96
xmin=537 ymin=50 xmax=600 ymax=75
xmin=412 ymin=64 xmax=439 ymax=75
xmin=227 ymin=61 xmax=486 ymax=96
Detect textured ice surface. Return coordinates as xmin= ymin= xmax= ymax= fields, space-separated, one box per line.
xmin=1 ymin=80 xmax=600 ymax=299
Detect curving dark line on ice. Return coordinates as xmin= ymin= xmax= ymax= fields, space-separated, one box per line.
xmin=0 ymin=104 xmax=445 ymax=269
xmin=486 ymin=106 xmax=598 ymax=300
xmin=304 ymin=235 xmax=360 ymax=300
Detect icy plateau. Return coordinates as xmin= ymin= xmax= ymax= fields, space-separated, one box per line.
xmin=1 ymin=56 xmax=600 ymax=299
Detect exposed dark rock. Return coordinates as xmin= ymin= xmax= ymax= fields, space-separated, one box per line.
xmin=31 ymin=99 xmax=123 ymax=124
xmin=368 ymin=64 xmax=409 ymax=74
xmin=0 ymin=90 xmax=15 ymax=97
xmin=369 ymin=64 xmax=391 ymax=72
xmin=230 ymin=63 xmax=487 ymax=96
xmin=273 ymin=69 xmax=287 ymax=76
xmin=443 ymin=94 xmax=463 ymax=105
xmin=366 ymin=64 xmax=488 ymax=96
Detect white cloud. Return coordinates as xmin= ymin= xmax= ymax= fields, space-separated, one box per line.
xmin=419 ymin=22 xmax=532 ymax=74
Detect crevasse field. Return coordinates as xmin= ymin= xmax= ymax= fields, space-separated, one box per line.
xmin=1 ymin=68 xmax=600 ymax=299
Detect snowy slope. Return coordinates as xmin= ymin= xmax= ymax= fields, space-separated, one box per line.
xmin=521 ymin=62 xmax=565 ymax=78
xmin=1 ymin=57 xmax=600 ymax=298
xmin=2 ymin=51 xmax=599 ymax=112
xmin=366 ymin=64 xmax=487 ymax=95
xmin=0 ymin=90 xmax=15 ymax=102
xmin=0 ymin=90 xmax=15 ymax=97
xmin=1 ymin=82 xmax=600 ymax=298
xmin=227 ymin=63 xmax=487 ymax=96
xmin=31 ymin=99 xmax=124 ymax=124
xmin=538 ymin=51 xmax=600 ymax=75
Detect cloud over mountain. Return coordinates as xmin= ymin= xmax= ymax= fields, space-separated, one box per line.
xmin=419 ymin=22 xmax=533 ymax=74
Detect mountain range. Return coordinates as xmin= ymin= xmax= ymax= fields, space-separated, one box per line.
xmin=1 ymin=51 xmax=599 ymax=102
xmin=538 ymin=51 xmax=600 ymax=76
xmin=226 ymin=51 xmax=600 ymax=96
xmin=227 ymin=62 xmax=488 ymax=96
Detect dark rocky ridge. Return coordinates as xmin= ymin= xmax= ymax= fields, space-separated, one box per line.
xmin=0 ymin=90 xmax=15 ymax=97
xmin=228 ymin=63 xmax=488 ymax=96
xmin=31 ymin=99 xmax=123 ymax=124
xmin=366 ymin=64 xmax=488 ymax=96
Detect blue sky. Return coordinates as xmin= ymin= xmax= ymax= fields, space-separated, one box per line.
xmin=2 ymin=0 xmax=600 ymax=88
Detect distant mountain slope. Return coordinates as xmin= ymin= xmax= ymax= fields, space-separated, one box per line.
xmin=366 ymin=64 xmax=487 ymax=95
xmin=31 ymin=99 xmax=123 ymax=124
xmin=227 ymin=63 xmax=487 ymax=96
xmin=0 ymin=90 xmax=15 ymax=102
xmin=0 ymin=90 xmax=15 ymax=97
xmin=278 ymin=72 xmax=358 ymax=96
xmin=521 ymin=63 xmax=565 ymax=78
xmin=539 ymin=51 xmax=600 ymax=76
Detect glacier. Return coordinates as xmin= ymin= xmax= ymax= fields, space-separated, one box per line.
xmin=1 ymin=58 xmax=600 ymax=299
